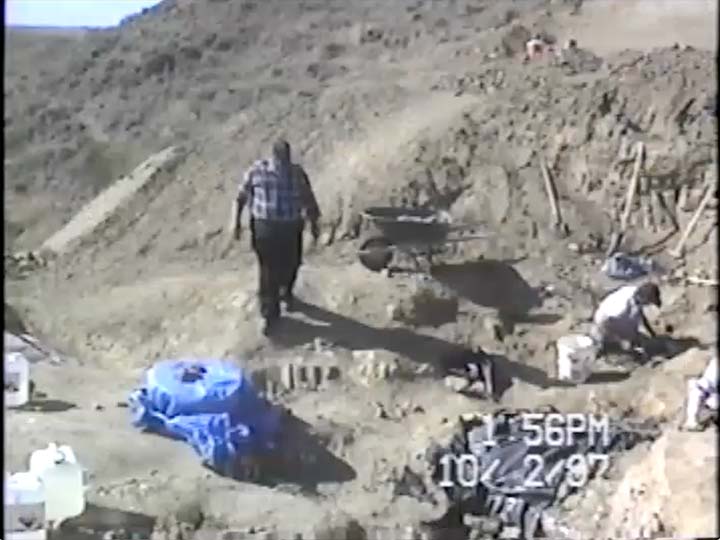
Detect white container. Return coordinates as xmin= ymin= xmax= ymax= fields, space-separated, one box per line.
xmin=5 ymin=351 xmax=31 ymax=407
xmin=28 ymin=443 xmax=85 ymax=524
xmin=683 ymin=377 xmax=703 ymax=429
xmin=4 ymin=472 xmax=46 ymax=538
xmin=6 ymin=532 xmax=47 ymax=540
xmin=556 ymin=334 xmax=597 ymax=384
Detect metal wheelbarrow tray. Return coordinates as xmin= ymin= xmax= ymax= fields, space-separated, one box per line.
xmin=357 ymin=206 xmax=491 ymax=272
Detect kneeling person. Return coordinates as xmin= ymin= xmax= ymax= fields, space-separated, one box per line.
xmin=591 ymin=282 xmax=661 ymax=353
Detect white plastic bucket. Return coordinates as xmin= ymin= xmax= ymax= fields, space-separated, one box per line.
xmin=29 ymin=443 xmax=85 ymax=524
xmin=4 ymin=472 xmax=46 ymax=538
xmin=5 ymin=351 xmax=30 ymax=407
xmin=556 ymin=334 xmax=597 ymax=383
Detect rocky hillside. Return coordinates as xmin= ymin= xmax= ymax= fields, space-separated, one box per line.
xmin=5 ymin=1 xmax=716 ymax=271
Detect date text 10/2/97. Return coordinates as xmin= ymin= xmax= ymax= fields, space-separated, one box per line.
xmin=477 ymin=413 xmax=612 ymax=447
xmin=437 ymin=452 xmax=611 ymax=490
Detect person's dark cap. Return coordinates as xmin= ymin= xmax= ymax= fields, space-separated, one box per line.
xmin=636 ymin=282 xmax=661 ymax=307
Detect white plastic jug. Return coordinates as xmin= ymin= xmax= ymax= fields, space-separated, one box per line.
xmin=29 ymin=443 xmax=85 ymax=524
xmin=5 ymin=351 xmax=31 ymax=407
xmin=556 ymin=334 xmax=597 ymax=384
xmin=4 ymin=471 xmax=46 ymax=538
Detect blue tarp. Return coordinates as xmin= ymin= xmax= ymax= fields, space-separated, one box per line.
xmin=601 ymin=252 xmax=656 ymax=280
xmin=128 ymin=359 xmax=281 ymax=474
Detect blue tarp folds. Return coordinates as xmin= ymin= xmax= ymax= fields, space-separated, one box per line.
xmin=601 ymin=252 xmax=656 ymax=280
xmin=128 ymin=359 xmax=281 ymax=473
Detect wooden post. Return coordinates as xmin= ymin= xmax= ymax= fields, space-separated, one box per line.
xmin=540 ymin=156 xmax=563 ymax=229
xmin=660 ymin=189 xmax=680 ymax=231
xmin=670 ymin=177 xmax=716 ymax=258
xmin=606 ymin=141 xmax=645 ymax=256
xmin=619 ymin=142 xmax=645 ymax=232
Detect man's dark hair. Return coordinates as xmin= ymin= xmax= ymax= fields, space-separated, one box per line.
xmin=272 ymin=139 xmax=291 ymax=165
xmin=635 ymin=282 xmax=661 ymax=307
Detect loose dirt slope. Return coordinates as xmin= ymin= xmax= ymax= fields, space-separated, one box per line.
xmin=4 ymin=0 xmax=718 ymax=538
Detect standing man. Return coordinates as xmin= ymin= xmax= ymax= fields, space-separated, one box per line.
xmin=230 ymin=139 xmax=321 ymax=335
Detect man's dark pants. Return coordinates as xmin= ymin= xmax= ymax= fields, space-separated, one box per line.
xmin=250 ymin=218 xmax=303 ymax=322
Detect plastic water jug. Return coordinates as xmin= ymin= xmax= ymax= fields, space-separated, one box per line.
xmin=5 ymin=351 xmax=30 ymax=407
xmin=29 ymin=443 xmax=85 ymax=523
xmin=556 ymin=334 xmax=597 ymax=384
xmin=4 ymin=471 xmax=46 ymax=539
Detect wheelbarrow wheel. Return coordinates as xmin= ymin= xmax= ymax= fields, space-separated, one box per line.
xmin=358 ymin=236 xmax=393 ymax=272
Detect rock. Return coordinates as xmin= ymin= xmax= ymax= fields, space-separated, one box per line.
xmin=660 ymin=347 xmax=709 ymax=377
xmin=634 ymin=348 xmax=712 ymax=421
xmin=324 ymin=365 xmax=341 ymax=380
xmin=311 ymin=512 xmax=366 ymax=540
xmin=152 ymin=512 xmax=196 ymax=540
xmin=175 ymin=500 xmax=204 ymax=530
xmin=482 ymin=313 xmax=508 ymax=342
xmin=444 ymin=375 xmax=470 ymax=392
xmin=375 ymin=402 xmax=389 ymax=419
xmin=608 ymin=430 xmax=717 ymax=538
xmin=391 ymin=279 xmax=459 ymax=327
xmin=219 ymin=532 xmax=249 ymax=540
xmin=350 ymin=349 xmax=401 ymax=386
xmin=501 ymin=24 xmax=532 ymax=57
xmin=463 ymin=515 xmax=502 ymax=536
xmin=633 ymin=370 xmax=686 ymax=421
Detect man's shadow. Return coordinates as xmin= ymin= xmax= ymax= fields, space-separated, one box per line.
xmin=253 ymin=414 xmax=357 ymax=494
xmin=270 ymin=300 xmax=564 ymax=397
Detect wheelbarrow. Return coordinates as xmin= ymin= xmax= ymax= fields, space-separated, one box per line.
xmin=357 ymin=206 xmax=491 ymax=273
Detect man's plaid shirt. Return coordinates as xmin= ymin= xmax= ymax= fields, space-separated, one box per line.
xmin=237 ymin=159 xmax=320 ymax=222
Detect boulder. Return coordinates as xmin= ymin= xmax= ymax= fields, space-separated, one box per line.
xmin=660 ymin=346 xmax=709 ymax=377
xmin=634 ymin=347 xmax=712 ymax=421
xmin=633 ymin=371 xmax=686 ymax=421
xmin=608 ymin=429 xmax=718 ymax=538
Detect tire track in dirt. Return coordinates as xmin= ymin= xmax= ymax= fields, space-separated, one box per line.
xmin=40 ymin=146 xmax=184 ymax=255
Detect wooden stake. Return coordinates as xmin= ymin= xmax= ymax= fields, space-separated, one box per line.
xmin=686 ymin=276 xmax=719 ymax=287
xmin=606 ymin=141 xmax=645 ymax=255
xmin=659 ymin=189 xmax=680 ymax=231
xmin=670 ymin=178 xmax=716 ymax=258
xmin=619 ymin=142 xmax=645 ymax=232
xmin=540 ymin=156 xmax=563 ymax=229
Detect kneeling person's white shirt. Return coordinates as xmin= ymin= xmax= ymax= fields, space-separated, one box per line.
xmin=698 ymin=356 xmax=718 ymax=410
xmin=593 ymin=285 xmax=641 ymax=327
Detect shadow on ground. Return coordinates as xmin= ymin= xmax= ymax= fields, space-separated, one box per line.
xmin=269 ymin=300 xmax=570 ymax=398
xmin=585 ymin=371 xmax=631 ymax=384
xmin=256 ymin=413 xmax=357 ymax=493
xmin=604 ymin=335 xmax=705 ymax=367
xmin=646 ymin=335 xmax=705 ymax=360
xmin=5 ymin=302 xmax=28 ymax=335
xmin=431 ymin=259 xmax=543 ymax=315
xmin=58 ymin=504 xmax=155 ymax=539
xmin=16 ymin=398 xmax=77 ymax=413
